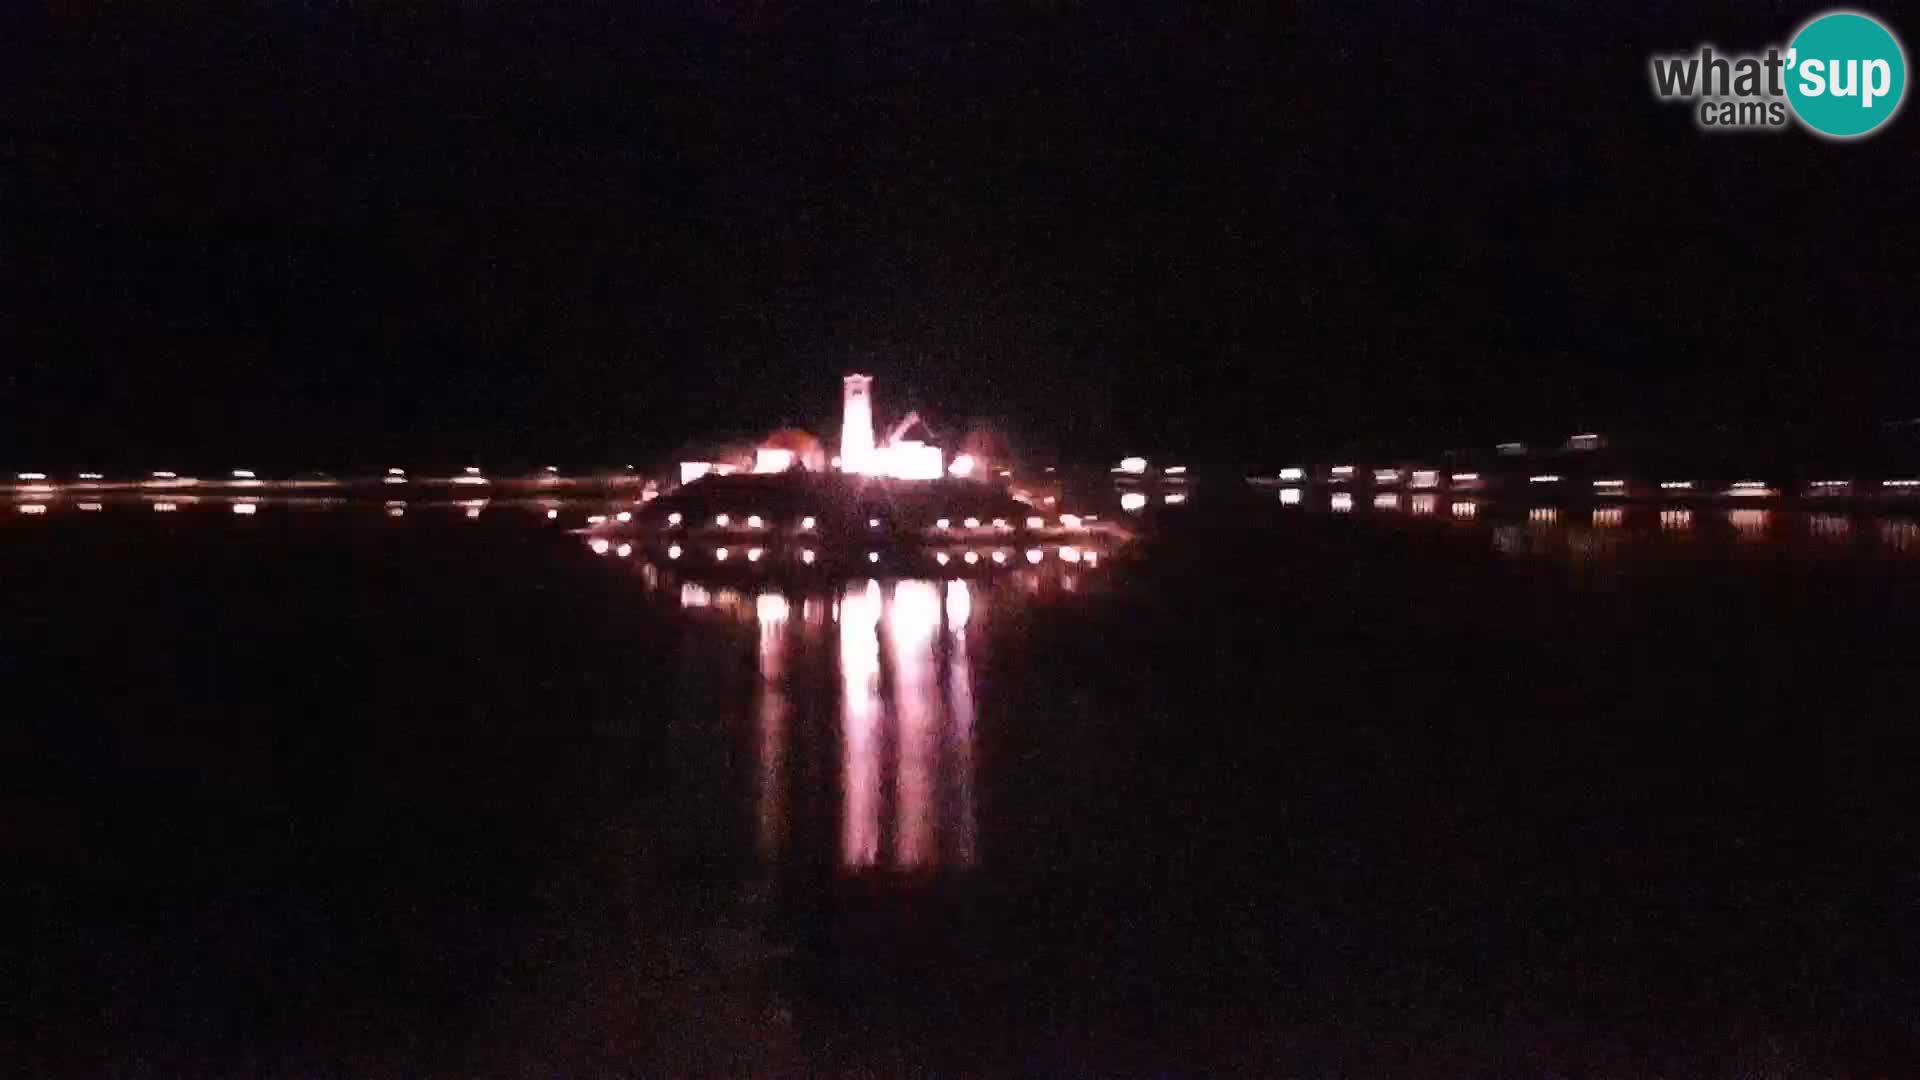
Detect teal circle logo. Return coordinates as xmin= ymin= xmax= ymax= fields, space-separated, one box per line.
xmin=1786 ymin=11 xmax=1906 ymax=138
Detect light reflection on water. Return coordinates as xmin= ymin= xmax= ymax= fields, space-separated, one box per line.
xmin=672 ymin=575 xmax=988 ymax=875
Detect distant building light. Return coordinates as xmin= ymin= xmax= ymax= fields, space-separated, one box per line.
xmin=1060 ymin=514 xmax=1082 ymax=528
xmin=1025 ymin=548 xmax=1044 ymax=564
xmin=1883 ymin=479 xmax=1920 ymax=488
xmin=1728 ymin=481 xmax=1772 ymax=497
xmin=19 ymin=504 xmax=47 ymax=515
xmin=1529 ymin=475 xmax=1561 ymax=484
xmin=1567 ymin=433 xmax=1605 ymax=451
xmin=1059 ymin=546 xmax=1081 ymax=563
xmin=1374 ymin=469 xmax=1401 ymax=484
xmin=936 ymin=552 xmax=951 ymax=566
xmin=680 ymin=462 xmax=715 ymax=485
xmin=965 ymin=550 xmax=981 ymax=565
xmin=715 ymin=514 xmax=731 ymax=527
xmin=868 ymin=518 xmax=880 ymax=528
xmin=465 ymin=467 xmax=481 ymax=475
xmin=1410 ymin=470 xmax=1438 ymax=489
xmin=991 ymin=550 xmax=1008 ymax=564
xmin=746 ymin=514 xmax=762 ymax=528
xmin=1279 ymin=487 xmax=1302 ymax=506
xmin=1411 ymin=495 xmax=1436 ymax=515
xmin=387 ymin=504 xmax=405 ymax=517
xmin=1452 ymin=501 xmax=1477 ymax=518
xmin=547 ymin=509 xmax=558 ymax=519
xmin=747 ymin=547 xmax=764 ymax=562
xmin=1660 ymin=481 xmax=1693 ymax=490
xmin=233 ymin=502 xmax=257 ymax=515
xmin=1594 ymin=479 xmax=1625 ymax=488
xmin=799 ymin=548 xmax=815 ymax=564
xmin=1278 ymin=467 xmax=1304 ymax=481
xmin=668 ymin=544 xmax=683 ymax=559
xmin=1496 ymin=443 xmax=1528 ymax=456
xmin=388 ymin=468 xmax=406 ymax=475
xmin=1330 ymin=465 xmax=1355 ymax=477
xmin=1373 ymin=493 xmax=1399 ymax=510
xmin=963 ymin=517 xmax=980 ymax=529
xmin=154 ymin=502 xmax=178 ymax=512
xmin=617 ymin=511 xmax=632 ymax=523
xmin=591 ymin=538 xmax=611 ymax=555
xmin=232 ymin=469 xmax=255 ymax=479
xmin=667 ymin=512 xmax=683 ymax=526
xmin=715 ymin=548 xmax=729 ymax=561
xmin=546 ymin=465 xmax=560 ymax=473
xmin=935 ymin=518 xmax=950 ymax=529
xmin=1120 ymin=492 xmax=1147 ymax=512
xmin=867 ymin=551 xmax=880 ymax=564
xmin=78 ymin=502 xmax=102 ymax=511
xmin=78 ymin=473 xmax=103 ymax=481
xmin=152 ymin=471 xmax=177 ymax=479
xmin=17 ymin=472 xmax=47 ymax=481
xmin=588 ymin=514 xmax=607 ymax=524
xmin=753 ymin=448 xmax=796 ymax=474
xmin=948 ymin=453 xmax=976 ymax=477
xmin=801 ymin=516 xmax=816 ymax=529
xmin=992 ymin=517 xmax=1009 ymax=530
xmin=1117 ymin=457 xmax=1148 ymax=475
xmin=1164 ymin=465 xmax=1187 ymax=475
xmin=1027 ymin=516 xmax=1045 ymax=528
xmin=1452 ymin=473 xmax=1480 ymax=483
xmin=1331 ymin=493 xmax=1353 ymax=512
xmin=616 ymin=543 xmax=633 ymax=558
xmin=1164 ymin=493 xmax=1186 ymax=505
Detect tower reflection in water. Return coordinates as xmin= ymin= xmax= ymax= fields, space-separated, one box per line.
xmin=684 ymin=576 xmax=981 ymax=877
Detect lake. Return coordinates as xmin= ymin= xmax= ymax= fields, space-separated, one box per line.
xmin=8 ymin=496 xmax=1920 ymax=1074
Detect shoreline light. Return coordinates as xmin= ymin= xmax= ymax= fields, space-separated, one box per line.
xmin=1529 ymin=475 xmax=1561 ymax=484
xmin=1661 ymin=481 xmax=1693 ymax=490
xmin=78 ymin=472 xmax=103 ymax=481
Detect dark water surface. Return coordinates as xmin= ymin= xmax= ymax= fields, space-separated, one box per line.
xmin=7 ymin=500 xmax=1920 ymax=1075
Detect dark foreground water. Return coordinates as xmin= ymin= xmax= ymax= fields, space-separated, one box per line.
xmin=7 ymin=499 xmax=1920 ymax=1075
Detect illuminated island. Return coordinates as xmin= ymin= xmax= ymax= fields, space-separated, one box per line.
xmin=595 ymin=374 xmax=1130 ymax=575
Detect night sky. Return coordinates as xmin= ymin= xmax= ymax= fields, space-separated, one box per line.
xmin=4 ymin=2 xmax=1915 ymax=470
